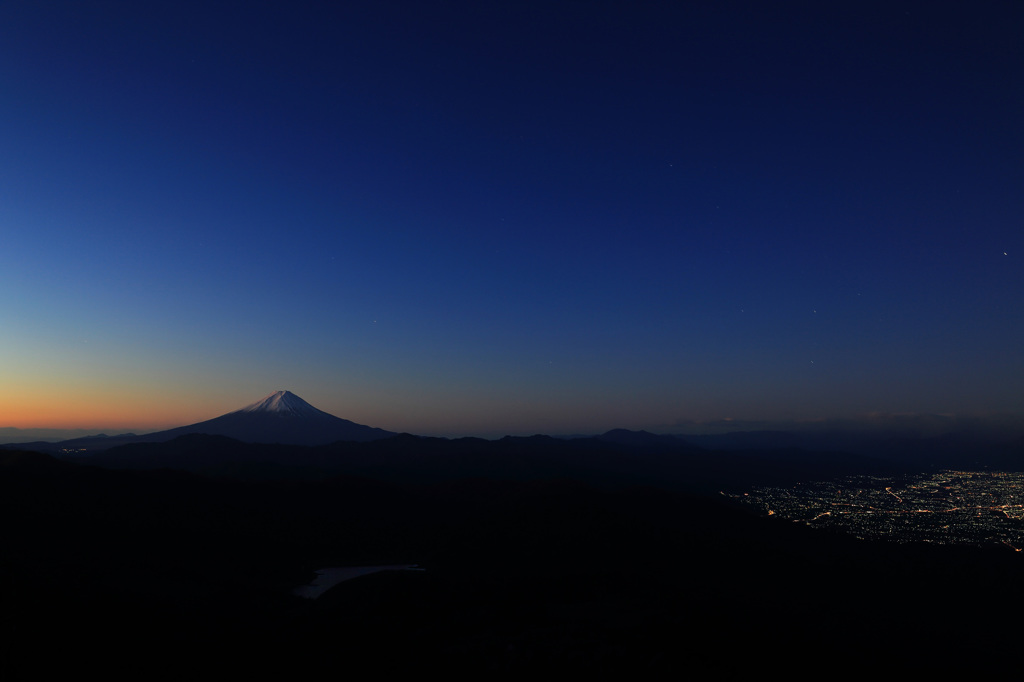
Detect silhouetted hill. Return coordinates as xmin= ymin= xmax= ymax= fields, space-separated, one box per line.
xmin=84 ymin=429 xmax=897 ymax=491
xmin=595 ymin=428 xmax=693 ymax=448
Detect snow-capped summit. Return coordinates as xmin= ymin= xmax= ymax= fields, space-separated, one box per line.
xmin=235 ymin=390 xmax=326 ymax=417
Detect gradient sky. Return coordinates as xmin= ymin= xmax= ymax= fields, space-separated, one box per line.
xmin=2 ymin=1 xmax=1022 ymax=437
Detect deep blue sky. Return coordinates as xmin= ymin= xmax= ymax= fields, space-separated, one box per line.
xmin=2 ymin=1 xmax=1021 ymax=437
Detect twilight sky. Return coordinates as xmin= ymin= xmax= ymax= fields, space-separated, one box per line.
xmin=2 ymin=1 xmax=1021 ymax=438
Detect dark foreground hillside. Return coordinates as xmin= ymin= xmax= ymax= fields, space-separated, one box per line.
xmin=3 ymin=447 xmax=1021 ymax=676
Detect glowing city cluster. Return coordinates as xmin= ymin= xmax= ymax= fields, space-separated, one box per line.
xmin=733 ymin=470 xmax=1024 ymax=551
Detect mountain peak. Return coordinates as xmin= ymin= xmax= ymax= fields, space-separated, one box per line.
xmin=235 ymin=390 xmax=324 ymax=417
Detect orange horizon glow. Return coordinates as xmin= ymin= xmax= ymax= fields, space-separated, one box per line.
xmin=0 ymin=387 xmax=236 ymax=431
xmin=4 ymin=383 xmax=1024 ymax=439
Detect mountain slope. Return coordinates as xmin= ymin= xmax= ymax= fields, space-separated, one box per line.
xmin=143 ymin=390 xmax=395 ymax=446
xmin=7 ymin=391 xmax=395 ymax=452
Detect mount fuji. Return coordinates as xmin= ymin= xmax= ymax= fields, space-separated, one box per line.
xmin=140 ymin=390 xmax=395 ymax=446
xmin=4 ymin=391 xmax=397 ymax=453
